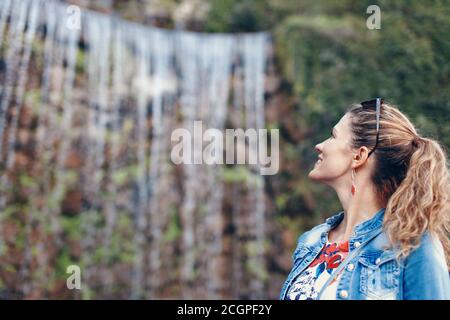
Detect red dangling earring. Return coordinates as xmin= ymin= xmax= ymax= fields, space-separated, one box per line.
xmin=351 ymin=169 xmax=356 ymax=196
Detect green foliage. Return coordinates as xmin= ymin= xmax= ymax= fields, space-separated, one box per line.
xmin=75 ymin=48 xmax=85 ymax=74
xmin=55 ymin=247 xmax=77 ymax=279
xmin=1 ymin=204 xmax=21 ymax=220
xmin=25 ymin=89 xmax=42 ymax=114
xmin=117 ymin=212 xmax=132 ymax=228
xmin=221 ymin=166 xmax=249 ymax=183
xmin=111 ymin=164 xmax=140 ymax=187
xmin=60 ymin=215 xmax=82 ymax=241
xmin=204 ymin=0 xmax=271 ymax=32
xmin=221 ymin=166 xmax=263 ymax=187
xmin=163 ymin=206 xmax=181 ymax=243
xmin=275 ymin=2 xmax=450 ymax=146
xmin=246 ymin=256 xmax=269 ymax=281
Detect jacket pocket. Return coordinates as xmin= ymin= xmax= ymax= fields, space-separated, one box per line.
xmin=358 ymin=252 xmax=400 ymax=300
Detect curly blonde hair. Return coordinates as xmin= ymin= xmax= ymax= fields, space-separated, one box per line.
xmin=347 ymin=102 xmax=450 ymax=269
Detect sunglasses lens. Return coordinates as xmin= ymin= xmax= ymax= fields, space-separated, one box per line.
xmin=361 ymin=99 xmax=377 ymax=108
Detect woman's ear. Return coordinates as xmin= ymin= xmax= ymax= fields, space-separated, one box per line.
xmin=353 ymin=146 xmax=370 ymax=166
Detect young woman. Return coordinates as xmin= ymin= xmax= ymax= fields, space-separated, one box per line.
xmin=280 ymin=98 xmax=450 ymax=300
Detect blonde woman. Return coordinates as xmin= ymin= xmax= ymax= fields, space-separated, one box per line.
xmin=280 ymin=98 xmax=450 ymax=300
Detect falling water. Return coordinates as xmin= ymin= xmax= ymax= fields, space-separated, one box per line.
xmin=0 ymin=0 xmax=28 ymax=159
xmin=4 ymin=0 xmax=38 ymax=171
xmin=146 ymin=29 xmax=174 ymax=298
xmin=101 ymin=19 xmax=125 ymax=295
xmin=8 ymin=0 xmax=40 ymax=297
xmin=130 ymin=24 xmax=151 ymax=299
xmin=0 ymin=0 xmax=270 ymax=299
xmin=243 ymin=34 xmax=268 ymax=299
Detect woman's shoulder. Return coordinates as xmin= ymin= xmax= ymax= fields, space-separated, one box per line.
xmin=370 ymin=229 xmax=447 ymax=262
xmin=295 ymin=224 xmax=324 ymax=248
xmin=295 ymin=211 xmax=343 ymax=247
xmin=402 ymin=231 xmax=450 ymax=299
xmin=405 ymin=231 xmax=448 ymax=268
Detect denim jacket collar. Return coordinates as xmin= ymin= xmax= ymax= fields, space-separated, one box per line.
xmin=325 ymin=207 xmax=386 ymax=237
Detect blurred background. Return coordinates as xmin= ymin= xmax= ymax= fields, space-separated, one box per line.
xmin=0 ymin=0 xmax=448 ymax=299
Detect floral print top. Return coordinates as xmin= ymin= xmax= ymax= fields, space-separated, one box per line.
xmin=286 ymin=240 xmax=349 ymax=300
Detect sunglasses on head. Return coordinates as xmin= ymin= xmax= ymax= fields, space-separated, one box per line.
xmin=360 ymin=97 xmax=384 ymax=157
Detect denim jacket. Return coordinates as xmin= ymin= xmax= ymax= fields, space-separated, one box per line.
xmin=280 ymin=208 xmax=450 ymax=300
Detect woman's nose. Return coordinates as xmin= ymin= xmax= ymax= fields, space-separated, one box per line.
xmin=315 ymin=143 xmax=322 ymax=154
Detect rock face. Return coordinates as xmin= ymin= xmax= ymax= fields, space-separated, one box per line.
xmin=0 ymin=0 xmax=291 ymax=299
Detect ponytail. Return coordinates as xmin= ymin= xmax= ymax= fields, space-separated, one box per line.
xmin=384 ymin=136 xmax=450 ymax=268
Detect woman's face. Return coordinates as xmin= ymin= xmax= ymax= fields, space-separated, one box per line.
xmin=308 ymin=113 xmax=354 ymax=184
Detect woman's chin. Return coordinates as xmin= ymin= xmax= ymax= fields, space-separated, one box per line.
xmin=308 ymin=168 xmax=321 ymax=180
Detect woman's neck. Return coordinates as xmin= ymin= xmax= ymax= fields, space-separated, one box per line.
xmin=328 ymin=178 xmax=385 ymax=243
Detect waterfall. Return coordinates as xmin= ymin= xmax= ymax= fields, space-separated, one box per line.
xmin=0 ymin=0 xmax=270 ymax=299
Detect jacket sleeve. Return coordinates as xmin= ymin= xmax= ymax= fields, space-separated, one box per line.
xmin=402 ymin=232 xmax=450 ymax=300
